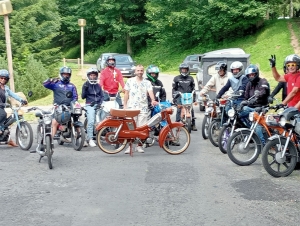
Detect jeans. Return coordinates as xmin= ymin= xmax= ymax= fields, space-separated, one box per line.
xmin=85 ymin=105 xmax=103 ymax=140
xmin=103 ymin=92 xmax=123 ymax=109
xmin=0 ymin=108 xmax=7 ymax=130
xmin=255 ymin=124 xmax=265 ymax=146
xmin=239 ymin=106 xmax=253 ymax=128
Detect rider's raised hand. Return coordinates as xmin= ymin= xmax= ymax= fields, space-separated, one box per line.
xmin=268 ymin=55 xmax=276 ymax=68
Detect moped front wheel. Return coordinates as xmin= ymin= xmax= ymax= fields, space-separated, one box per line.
xmin=186 ymin=117 xmax=192 ymax=133
xmin=71 ymin=126 xmax=85 ymax=151
xmin=227 ymin=130 xmax=261 ymax=166
xmin=162 ymin=126 xmax=190 ymax=155
xmin=201 ymin=115 xmax=209 ymax=139
xmin=96 ymin=126 xmax=127 ymax=154
xmin=45 ymin=135 xmax=53 ymax=169
xmin=261 ymin=138 xmax=297 ymax=177
xmin=16 ymin=121 xmax=33 ymax=150
xmin=208 ymin=120 xmax=221 ymax=147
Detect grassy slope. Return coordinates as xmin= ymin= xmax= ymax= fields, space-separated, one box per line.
xmin=31 ymin=19 xmax=296 ymax=107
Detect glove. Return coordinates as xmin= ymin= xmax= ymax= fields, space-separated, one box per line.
xmin=240 ymin=100 xmax=248 ymax=106
xmin=50 ymin=78 xmax=59 ymax=83
xmin=21 ymin=100 xmax=28 ymax=105
xmin=269 ymin=55 xmax=276 ymax=68
xmin=248 ymin=98 xmax=256 ymax=106
xmin=268 ymin=96 xmax=274 ymax=104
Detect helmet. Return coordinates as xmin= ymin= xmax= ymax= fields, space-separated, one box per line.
xmin=59 ymin=66 xmax=72 ymax=84
xmin=215 ymin=61 xmax=227 ymax=72
xmin=179 ymin=63 xmax=189 ymax=77
xmin=54 ymin=105 xmax=71 ymax=124
xmin=0 ymin=69 xmax=10 ymax=83
xmin=146 ymin=65 xmax=160 ymax=82
xmin=86 ymin=67 xmax=98 ymax=84
xmin=106 ymin=55 xmax=116 ymax=67
xmin=281 ymin=107 xmax=299 ymax=121
xmin=284 ymin=54 xmax=300 ymax=70
xmin=245 ymin=64 xmax=259 ymax=83
xmin=230 ymin=61 xmax=244 ymax=78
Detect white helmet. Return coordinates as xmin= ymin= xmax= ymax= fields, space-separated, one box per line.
xmin=230 ymin=61 xmax=244 ymax=78
xmin=86 ymin=68 xmax=98 ymax=84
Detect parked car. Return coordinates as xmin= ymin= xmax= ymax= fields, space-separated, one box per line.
xmin=195 ymin=48 xmax=250 ymax=111
xmin=96 ymin=53 xmax=136 ymax=78
xmin=182 ymin=54 xmax=203 ymax=74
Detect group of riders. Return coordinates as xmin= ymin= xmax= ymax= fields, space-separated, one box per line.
xmin=0 ymin=53 xmax=299 ymax=151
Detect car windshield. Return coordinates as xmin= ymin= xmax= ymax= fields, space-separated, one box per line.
xmin=115 ymin=55 xmax=133 ymax=63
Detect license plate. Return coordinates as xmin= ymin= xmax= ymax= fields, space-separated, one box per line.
xmin=121 ymin=71 xmax=129 ymax=73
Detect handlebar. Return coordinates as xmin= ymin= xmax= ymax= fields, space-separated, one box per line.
xmin=27 ymin=106 xmax=55 ymax=116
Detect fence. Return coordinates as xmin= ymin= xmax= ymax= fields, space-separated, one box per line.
xmin=62 ymin=58 xmax=81 ymax=69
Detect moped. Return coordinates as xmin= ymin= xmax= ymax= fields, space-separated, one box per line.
xmin=95 ymin=105 xmax=190 ymax=155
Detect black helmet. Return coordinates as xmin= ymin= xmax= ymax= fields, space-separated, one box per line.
xmin=284 ymin=54 xmax=300 ymax=70
xmin=106 ymin=55 xmax=116 ymax=67
xmin=215 ymin=61 xmax=227 ymax=72
xmin=0 ymin=69 xmax=10 ymax=83
xmin=245 ymin=64 xmax=259 ymax=83
xmin=86 ymin=67 xmax=98 ymax=84
xmin=59 ymin=66 xmax=72 ymax=84
xmin=179 ymin=63 xmax=189 ymax=77
xmin=54 ymin=105 xmax=71 ymax=124
xmin=146 ymin=65 xmax=160 ymax=82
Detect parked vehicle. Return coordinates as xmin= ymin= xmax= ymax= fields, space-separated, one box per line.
xmin=182 ymin=54 xmax=203 ymax=74
xmin=27 ymin=106 xmax=55 ymax=169
xmin=226 ymin=104 xmax=285 ymax=166
xmin=0 ymin=102 xmax=33 ymax=150
xmin=261 ymin=107 xmax=300 ymax=177
xmin=95 ymin=107 xmax=190 ymax=155
xmin=96 ymin=53 xmax=136 ymax=78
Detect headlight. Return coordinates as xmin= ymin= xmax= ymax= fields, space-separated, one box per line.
xmin=131 ymin=66 xmax=136 ymax=70
xmin=228 ymin=109 xmax=235 ymax=118
xmin=279 ymin=116 xmax=286 ymax=127
xmin=205 ymin=107 xmax=213 ymax=113
xmin=249 ymin=112 xmax=254 ymax=121
xmin=216 ymin=106 xmax=221 ymax=114
xmin=74 ymin=108 xmax=82 ymax=114
xmin=207 ymin=100 xmax=214 ymax=107
xmin=44 ymin=116 xmax=52 ymax=125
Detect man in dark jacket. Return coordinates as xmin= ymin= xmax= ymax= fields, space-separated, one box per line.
xmin=145 ymin=65 xmax=166 ymax=108
xmin=172 ymin=63 xmax=197 ymax=131
xmin=82 ymin=68 xmax=104 ymax=147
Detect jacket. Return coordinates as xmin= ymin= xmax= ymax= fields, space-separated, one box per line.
xmin=172 ymin=74 xmax=195 ymax=95
xmin=216 ymin=75 xmax=248 ymax=100
xmin=81 ymin=81 xmax=104 ymax=104
xmin=0 ymin=85 xmax=23 ymax=109
xmin=100 ymin=67 xmax=125 ymax=94
xmin=43 ymin=79 xmax=78 ymax=106
xmin=245 ymin=78 xmax=270 ymax=107
xmin=201 ymin=73 xmax=233 ymax=96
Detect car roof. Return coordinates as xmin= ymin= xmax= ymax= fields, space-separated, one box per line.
xmin=203 ymin=48 xmax=246 ymax=55
xmin=202 ymin=53 xmax=250 ymax=59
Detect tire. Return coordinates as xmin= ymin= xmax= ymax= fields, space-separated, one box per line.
xmin=96 ymin=126 xmax=127 ymax=154
xmin=227 ymin=130 xmax=261 ymax=166
xmin=186 ymin=117 xmax=192 ymax=133
xmin=16 ymin=121 xmax=33 ymax=150
xmin=45 ymin=135 xmax=53 ymax=169
xmin=83 ymin=118 xmax=87 ymax=133
xmin=162 ymin=126 xmax=190 ymax=155
xmin=57 ymin=139 xmax=64 ymax=145
xmin=208 ymin=120 xmax=221 ymax=147
xmin=71 ymin=126 xmax=85 ymax=151
xmin=201 ymin=115 xmax=209 ymax=139
xmin=218 ymin=125 xmax=233 ymax=154
xmin=199 ymin=104 xmax=205 ymax=112
xmin=261 ymin=138 xmax=297 ymax=177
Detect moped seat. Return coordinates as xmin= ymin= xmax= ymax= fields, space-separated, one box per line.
xmin=110 ymin=108 xmax=140 ymax=118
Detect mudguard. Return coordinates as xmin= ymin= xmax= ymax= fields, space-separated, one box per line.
xmin=267 ymin=134 xmax=282 ymax=141
xmin=95 ymin=118 xmax=123 ymax=131
xmin=234 ymin=128 xmax=251 ymax=133
xmin=73 ymin=121 xmax=83 ymax=128
xmin=158 ymin=122 xmax=184 ymax=147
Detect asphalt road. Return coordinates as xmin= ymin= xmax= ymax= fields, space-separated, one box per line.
xmin=1 ymin=73 xmax=300 ymax=226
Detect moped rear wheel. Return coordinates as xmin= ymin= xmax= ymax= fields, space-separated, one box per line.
xmin=71 ymin=126 xmax=85 ymax=151
xmin=45 ymin=135 xmax=53 ymax=169
xmin=261 ymin=138 xmax=297 ymax=177
xmin=162 ymin=126 xmax=190 ymax=155
xmin=227 ymin=130 xmax=261 ymax=166
xmin=16 ymin=121 xmax=33 ymax=150
xmin=208 ymin=120 xmax=221 ymax=147
xmin=96 ymin=126 xmax=127 ymax=154
xmin=201 ymin=115 xmax=209 ymax=139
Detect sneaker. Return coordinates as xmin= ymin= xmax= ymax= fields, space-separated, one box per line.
xmin=124 ymin=146 xmax=130 ymax=154
xmin=89 ymin=140 xmax=97 ymax=147
xmin=60 ymin=136 xmax=71 ymax=143
xmin=136 ymin=146 xmax=144 ymax=153
xmin=192 ymin=125 xmax=198 ymax=131
xmin=83 ymin=141 xmax=88 ymax=147
xmin=170 ymin=141 xmax=180 ymax=146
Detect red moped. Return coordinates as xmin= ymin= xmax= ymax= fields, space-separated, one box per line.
xmin=95 ymin=107 xmax=190 ymax=155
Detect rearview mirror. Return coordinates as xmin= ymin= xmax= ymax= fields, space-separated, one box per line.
xmin=28 ymin=91 xmax=33 ymax=97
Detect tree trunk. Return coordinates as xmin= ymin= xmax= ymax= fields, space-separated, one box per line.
xmin=126 ymin=33 xmax=132 ymax=55
xmin=290 ymin=0 xmax=293 ymax=18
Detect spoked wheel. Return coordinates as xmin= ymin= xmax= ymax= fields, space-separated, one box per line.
xmin=201 ymin=115 xmax=209 ymax=139
xmin=162 ymin=126 xmax=190 ymax=155
xmin=45 ymin=135 xmax=53 ymax=169
xmin=96 ymin=126 xmax=127 ymax=154
xmin=208 ymin=120 xmax=221 ymax=147
xmin=226 ymin=130 xmax=261 ymax=166
xmin=218 ymin=125 xmax=233 ymax=154
xmin=71 ymin=127 xmax=85 ymax=151
xmin=186 ymin=117 xmax=192 ymax=133
xmin=261 ymin=138 xmax=297 ymax=177
xmin=16 ymin=121 xmax=33 ymax=150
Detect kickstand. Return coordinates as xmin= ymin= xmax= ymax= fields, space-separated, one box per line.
xmin=39 ymin=156 xmax=44 ymax=163
xmin=130 ymin=142 xmax=133 ymax=157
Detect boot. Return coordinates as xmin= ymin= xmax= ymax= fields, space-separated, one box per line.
xmin=7 ymin=139 xmax=18 ymax=147
xmin=192 ymin=125 xmax=198 ymax=131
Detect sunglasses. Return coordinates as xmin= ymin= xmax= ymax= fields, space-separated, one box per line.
xmin=0 ymin=77 xmax=8 ymax=80
xmin=286 ymin=63 xmax=297 ymax=68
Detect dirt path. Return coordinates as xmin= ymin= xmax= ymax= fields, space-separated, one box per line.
xmin=288 ymin=22 xmax=300 ymax=54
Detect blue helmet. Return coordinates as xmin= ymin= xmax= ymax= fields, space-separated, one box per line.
xmin=59 ymin=66 xmax=72 ymax=83
xmin=245 ymin=64 xmax=259 ymax=82
xmin=0 ymin=69 xmax=10 ymax=82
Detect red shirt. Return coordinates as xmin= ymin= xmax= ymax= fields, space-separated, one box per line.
xmin=100 ymin=67 xmax=125 ymax=94
xmin=284 ymin=72 xmax=300 ymax=107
